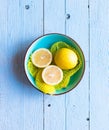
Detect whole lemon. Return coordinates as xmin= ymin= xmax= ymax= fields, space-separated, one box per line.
xmin=54 ymin=48 xmax=78 ymax=70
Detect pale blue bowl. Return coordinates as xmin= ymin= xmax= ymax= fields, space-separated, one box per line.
xmin=24 ymin=33 xmax=85 ymax=95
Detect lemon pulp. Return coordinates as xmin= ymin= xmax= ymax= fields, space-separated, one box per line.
xmin=42 ymin=65 xmax=63 ymax=85
xmin=31 ymin=48 xmax=52 ymax=68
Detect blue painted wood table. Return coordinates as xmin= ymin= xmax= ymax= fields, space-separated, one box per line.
xmin=0 ymin=0 xmax=109 ymax=130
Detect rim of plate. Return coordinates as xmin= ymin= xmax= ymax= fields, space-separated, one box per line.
xmin=24 ymin=33 xmax=85 ymax=96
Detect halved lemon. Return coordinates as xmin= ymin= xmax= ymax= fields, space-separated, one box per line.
xmin=31 ymin=48 xmax=52 ymax=68
xmin=42 ymin=65 xmax=63 ymax=85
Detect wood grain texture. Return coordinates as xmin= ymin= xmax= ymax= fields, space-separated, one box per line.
xmin=90 ymin=0 xmax=109 ymax=129
xmin=65 ymin=0 xmax=89 ymax=130
xmin=0 ymin=0 xmax=109 ymax=130
xmin=0 ymin=0 xmax=43 ymax=130
xmin=44 ymin=1 xmax=66 ymax=130
xmin=0 ymin=1 xmax=8 ymax=129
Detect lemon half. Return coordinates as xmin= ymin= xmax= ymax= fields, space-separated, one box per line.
xmin=42 ymin=65 xmax=63 ymax=85
xmin=31 ymin=48 xmax=52 ymax=68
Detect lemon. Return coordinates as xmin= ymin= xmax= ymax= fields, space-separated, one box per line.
xmin=39 ymin=85 xmax=55 ymax=94
xmin=36 ymin=70 xmax=55 ymax=94
xmin=31 ymin=48 xmax=52 ymax=68
xmin=42 ymin=65 xmax=63 ymax=85
xmin=54 ymin=48 xmax=78 ymax=70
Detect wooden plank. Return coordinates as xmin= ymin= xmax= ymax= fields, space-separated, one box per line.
xmin=23 ymin=1 xmax=44 ymax=130
xmin=0 ymin=1 xmax=8 ymax=129
xmin=44 ymin=0 xmax=65 ymax=130
xmin=44 ymin=0 xmax=65 ymax=34
xmin=90 ymin=0 xmax=109 ymax=129
xmin=0 ymin=0 xmax=43 ymax=130
xmin=66 ymin=0 xmax=89 ymax=130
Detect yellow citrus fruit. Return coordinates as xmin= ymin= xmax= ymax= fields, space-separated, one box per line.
xmin=39 ymin=85 xmax=55 ymax=94
xmin=31 ymin=48 xmax=52 ymax=68
xmin=54 ymin=48 xmax=78 ymax=70
xmin=42 ymin=65 xmax=63 ymax=85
